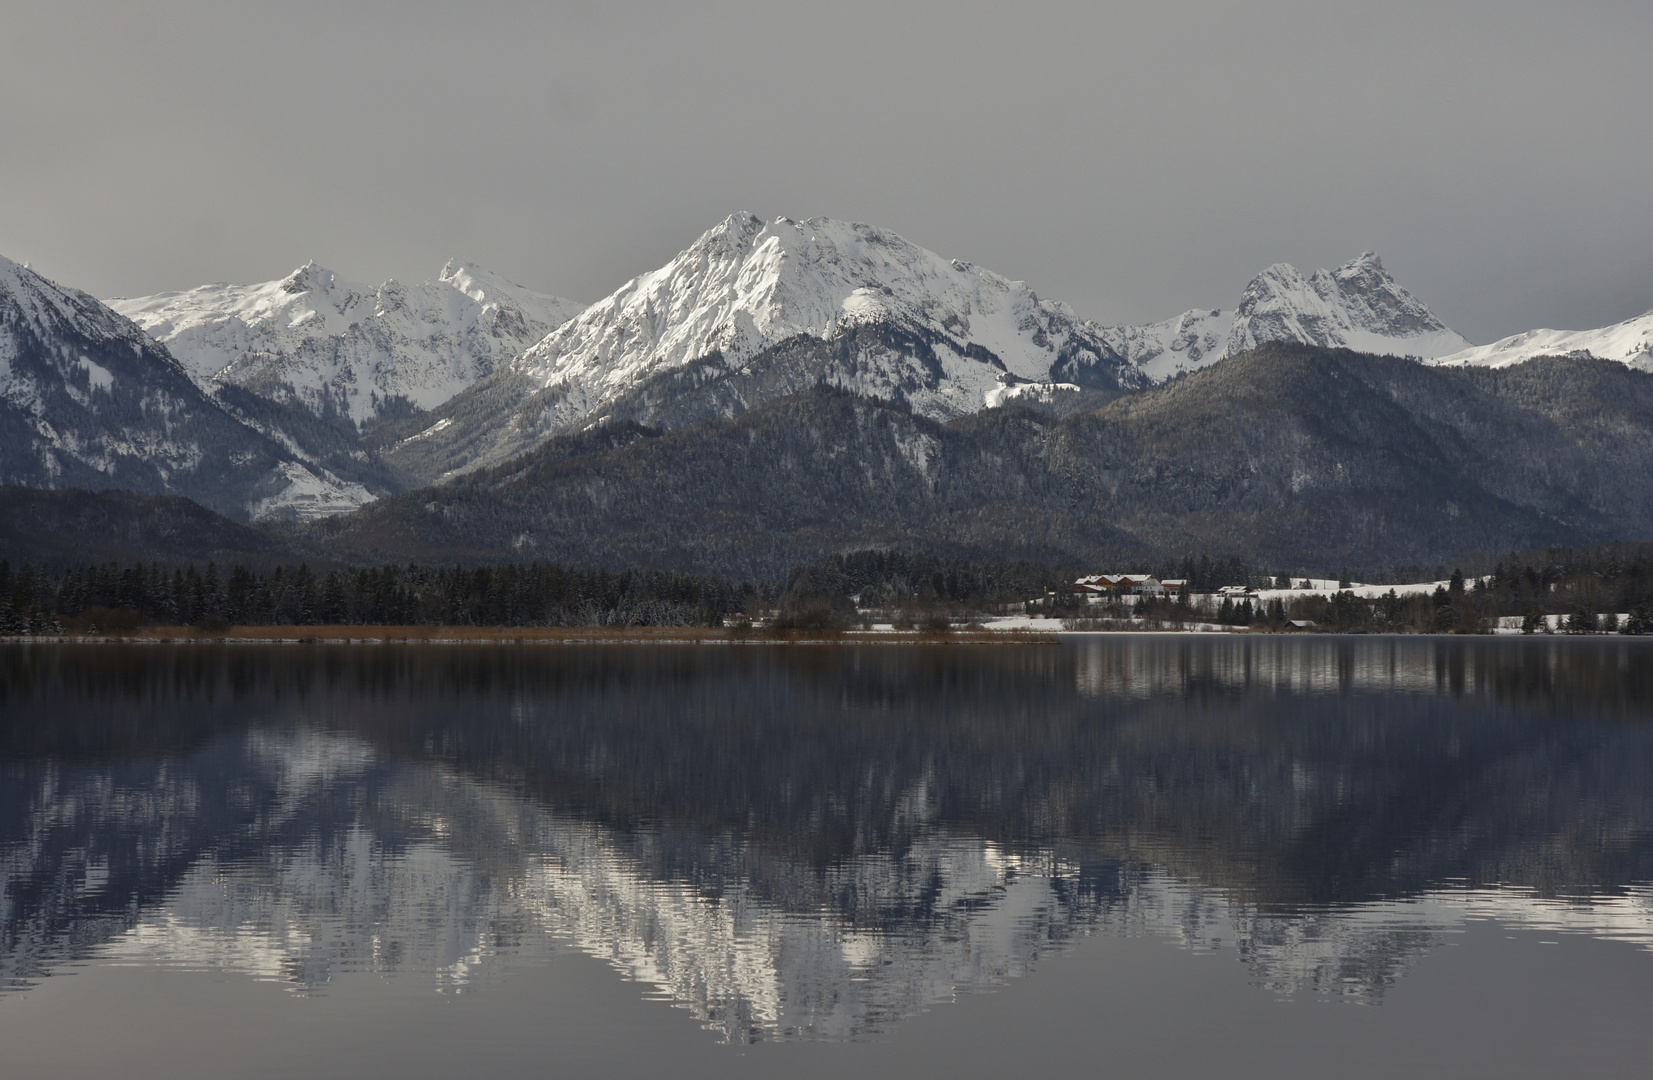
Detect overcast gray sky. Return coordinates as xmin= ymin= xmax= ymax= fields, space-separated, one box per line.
xmin=3 ymin=0 xmax=1649 ymax=343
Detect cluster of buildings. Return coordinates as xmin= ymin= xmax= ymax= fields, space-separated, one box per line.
xmin=1070 ymin=574 xmax=1188 ymax=601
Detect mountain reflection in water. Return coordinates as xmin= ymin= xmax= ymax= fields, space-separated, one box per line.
xmin=2 ymin=637 xmax=1652 ymax=1042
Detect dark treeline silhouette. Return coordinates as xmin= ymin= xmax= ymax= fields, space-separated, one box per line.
xmin=781 ymin=551 xmax=1079 ymax=612
xmin=4 ymin=541 xmax=1653 ymax=634
xmin=0 ymin=560 xmax=744 ymax=632
xmin=781 ymin=551 xmax=1252 ymax=612
xmin=1291 ymin=545 xmax=1653 ymax=634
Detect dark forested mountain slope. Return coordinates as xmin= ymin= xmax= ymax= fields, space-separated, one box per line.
xmin=310 ymin=346 xmax=1653 ymax=577
xmin=1045 ymin=347 xmax=1653 ymax=564
xmin=0 ymin=487 xmax=304 ymax=568
xmin=324 ymin=387 xmax=1144 ymax=579
xmin=375 ymin=321 xmax=1135 ymax=484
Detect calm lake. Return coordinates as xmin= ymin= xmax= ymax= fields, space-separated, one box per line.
xmin=3 ymin=637 xmax=1652 ymax=1078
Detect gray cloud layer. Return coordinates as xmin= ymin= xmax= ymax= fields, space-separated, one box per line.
xmin=3 ymin=0 xmax=1649 ymax=343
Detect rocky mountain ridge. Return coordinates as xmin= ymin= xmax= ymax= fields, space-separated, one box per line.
xmin=113 ymin=260 xmax=584 ymax=426
xmin=1098 ymin=252 xmax=1470 ymax=384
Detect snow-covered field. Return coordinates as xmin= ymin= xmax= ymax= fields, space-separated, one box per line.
xmin=1252 ymin=578 xmax=1479 ymax=601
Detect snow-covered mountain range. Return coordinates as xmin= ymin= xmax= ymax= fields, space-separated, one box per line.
xmin=113 ymin=261 xmax=583 ymax=426
xmin=381 ymin=213 xmax=1154 ymax=478
xmin=1097 ymin=253 xmax=1470 ymax=383
xmin=0 ymin=255 xmax=373 ymax=521
xmin=378 ymin=217 xmax=1492 ymax=481
xmin=8 ymin=211 xmax=1651 ymax=520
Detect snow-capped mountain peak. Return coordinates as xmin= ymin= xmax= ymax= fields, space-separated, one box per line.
xmin=502 ymin=212 xmax=1138 ymax=434
xmin=114 ymin=261 xmax=585 ymax=425
xmin=280 ymin=259 xmax=338 ymax=295
xmin=1 ymin=254 xmax=163 ymax=357
xmin=1227 ymin=253 xmax=1468 ymax=358
xmin=1087 ymin=252 xmax=1467 ymax=385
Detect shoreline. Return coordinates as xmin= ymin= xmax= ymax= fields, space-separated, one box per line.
xmin=1 ymin=624 xmax=1641 ymax=645
xmin=0 ymin=625 xmax=1059 ymax=646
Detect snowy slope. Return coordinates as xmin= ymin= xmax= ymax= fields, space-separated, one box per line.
xmin=1430 ymin=310 xmax=1653 ymax=372
xmin=114 ymin=261 xmax=584 ymax=425
xmin=983 ymin=380 xmax=1084 ymax=408
xmin=389 ymin=213 xmax=1145 ymax=476
xmin=0 ymin=254 xmax=375 ymax=521
xmin=1098 ymin=307 xmax=1233 ymax=383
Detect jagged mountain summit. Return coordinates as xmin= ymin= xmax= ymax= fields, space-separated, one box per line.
xmin=1430 ymin=309 xmax=1653 ymax=372
xmin=0 ymin=255 xmax=375 ymax=521
xmin=380 ymin=213 xmax=1150 ymax=480
xmin=1225 ymin=253 xmax=1468 ymax=358
xmin=1099 ymin=253 xmax=1468 ymax=383
xmin=113 ymin=260 xmax=584 ymax=426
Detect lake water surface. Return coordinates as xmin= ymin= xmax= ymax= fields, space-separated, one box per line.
xmin=3 ymin=637 xmax=1652 ymax=1078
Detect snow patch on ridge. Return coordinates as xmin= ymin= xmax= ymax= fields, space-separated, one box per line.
xmin=1431 ymin=310 xmax=1653 ymax=372
xmin=248 ymin=461 xmax=376 ymax=522
xmin=984 ymin=381 xmax=1084 ymax=409
xmin=77 ymin=357 xmax=114 ymax=392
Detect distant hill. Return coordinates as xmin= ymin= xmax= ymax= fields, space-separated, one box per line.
xmin=0 ymin=487 xmax=304 ymax=569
